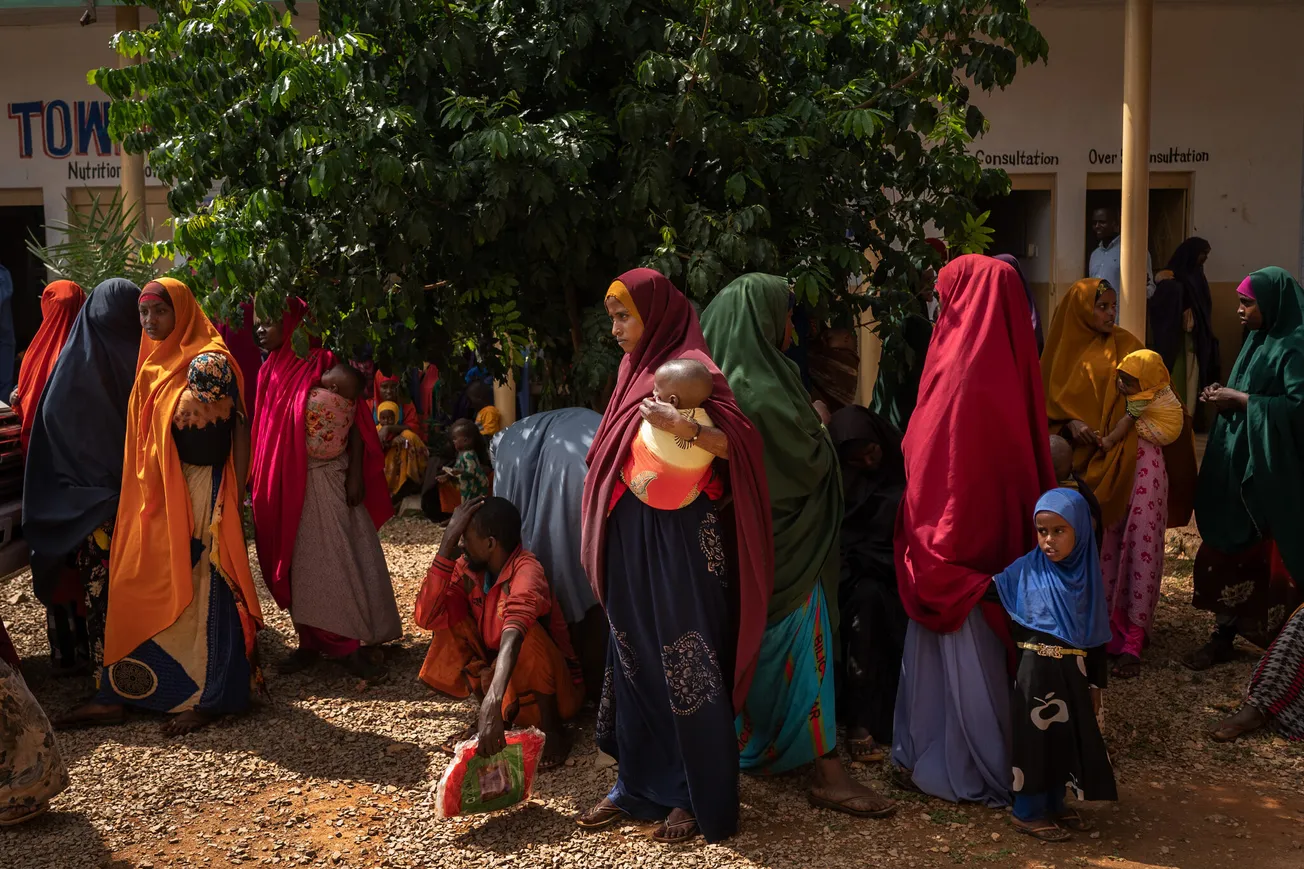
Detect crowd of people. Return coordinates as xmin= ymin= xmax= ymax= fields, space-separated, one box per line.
xmin=1 ymin=246 xmax=1301 ymax=846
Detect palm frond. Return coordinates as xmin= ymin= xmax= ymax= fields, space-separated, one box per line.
xmin=26 ymin=188 xmax=161 ymax=289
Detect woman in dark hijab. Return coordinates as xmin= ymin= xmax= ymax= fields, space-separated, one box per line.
xmin=992 ymin=254 xmax=1044 ymax=355
xmin=1150 ymin=237 xmax=1218 ymax=409
xmin=828 ymin=406 xmax=908 ymax=763
xmin=24 ymin=278 xmax=141 ymax=681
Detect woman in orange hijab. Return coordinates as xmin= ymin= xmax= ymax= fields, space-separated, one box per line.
xmin=1041 ymin=278 xmax=1193 ymax=679
xmin=11 ymin=280 xmax=84 ymax=454
xmin=55 ymin=278 xmax=263 ymax=735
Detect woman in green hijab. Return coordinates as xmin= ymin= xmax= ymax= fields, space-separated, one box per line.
xmin=1184 ymin=267 xmax=1304 ymax=672
xmin=701 ymin=274 xmax=895 ymax=818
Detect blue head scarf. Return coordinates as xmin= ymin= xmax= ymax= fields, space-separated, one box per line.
xmin=993 ymin=488 xmax=1110 ymax=649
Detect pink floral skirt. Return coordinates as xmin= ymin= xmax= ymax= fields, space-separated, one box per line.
xmin=1100 ymin=438 xmax=1169 ymax=660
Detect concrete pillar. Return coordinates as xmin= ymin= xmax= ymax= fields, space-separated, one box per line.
xmin=854 ymin=245 xmax=883 ymax=406
xmin=116 ymin=4 xmax=149 ymax=239
xmin=1119 ymin=0 xmax=1153 ymax=336
xmin=493 ymin=369 xmax=517 ymax=427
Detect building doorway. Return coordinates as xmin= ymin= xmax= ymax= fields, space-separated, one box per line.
xmin=976 ymin=173 xmax=1056 ymax=330
xmin=0 ymin=191 xmax=49 ymax=353
xmin=1083 ymin=173 xmax=1192 ymax=280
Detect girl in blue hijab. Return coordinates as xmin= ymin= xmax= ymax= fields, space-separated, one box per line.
xmin=993 ymin=488 xmax=1118 ymax=842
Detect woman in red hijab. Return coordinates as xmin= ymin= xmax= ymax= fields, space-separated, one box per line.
xmin=891 ymin=255 xmax=1057 ymax=807
xmin=250 ymin=301 xmax=399 ymax=678
xmin=11 ymin=279 xmax=85 ymax=674
xmin=12 ymin=280 xmax=84 ymax=454
xmin=576 ymin=269 xmax=772 ymax=845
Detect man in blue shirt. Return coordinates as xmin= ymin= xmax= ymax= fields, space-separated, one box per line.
xmin=1089 ymin=206 xmax=1155 ymax=300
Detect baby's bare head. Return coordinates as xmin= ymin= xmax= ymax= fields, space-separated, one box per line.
xmin=653 ymin=358 xmax=713 ymax=409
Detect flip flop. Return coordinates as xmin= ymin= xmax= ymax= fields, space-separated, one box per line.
xmin=808 ymin=790 xmax=898 ymax=819
xmin=437 ymin=725 xmax=477 ymax=756
xmin=1054 ymin=809 xmax=1094 ymax=832
xmin=576 ymin=800 xmax=628 ymax=831
xmin=1014 ymin=820 xmax=1071 ymax=842
xmin=650 ymin=815 xmax=700 ymax=844
xmin=1111 ymin=654 xmax=1141 ymax=679
xmin=886 ymin=765 xmax=923 ymax=794
xmin=0 ymin=803 xmax=49 ymax=827
xmin=537 ymin=729 xmax=573 ymax=771
xmin=1182 ymin=641 xmax=1235 ymax=672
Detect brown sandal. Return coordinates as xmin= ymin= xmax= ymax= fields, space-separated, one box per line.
xmin=0 ymin=803 xmax=50 ymax=827
xmin=1054 ymin=809 xmax=1094 ymax=832
xmin=847 ymin=736 xmax=887 ymax=764
xmin=650 ymin=814 xmax=700 ymax=844
xmin=576 ymin=798 xmax=628 ymax=831
xmin=1014 ymin=819 xmax=1071 ymax=842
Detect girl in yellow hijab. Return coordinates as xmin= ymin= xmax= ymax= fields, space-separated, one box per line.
xmin=1041 ymin=279 xmax=1187 ymax=679
xmin=58 ymin=278 xmax=263 ymax=735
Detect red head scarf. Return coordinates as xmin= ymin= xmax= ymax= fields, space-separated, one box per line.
xmin=15 ymin=280 xmax=84 ymax=454
xmin=251 ymin=300 xmax=393 ymax=609
xmin=216 ymin=302 xmax=263 ymax=420
xmin=894 ymin=255 xmax=1056 ymax=635
xmin=581 ymin=268 xmax=774 ymax=711
xmin=372 ymin=371 xmax=425 ymax=439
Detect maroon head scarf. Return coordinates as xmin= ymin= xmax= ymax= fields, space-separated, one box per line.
xmin=250 ymin=300 xmax=393 ymax=609
xmin=894 ymin=255 xmax=1056 ymax=640
xmin=581 ymin=268 xmax=774 ymax=711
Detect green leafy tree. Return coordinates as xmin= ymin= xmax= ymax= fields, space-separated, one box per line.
xmin=94 ymin=0 xmax=1046 ymax=398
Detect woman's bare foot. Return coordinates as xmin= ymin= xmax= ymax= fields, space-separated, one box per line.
xmin=53 ymin=701 xmax=125 ymax=731
xmin=1211 ymin=705 xmax=1267 ymax=742
xmin=539 ymin=726 xmax=573 ymax=770
xmin=651 ymin=808 xmax=699 ymax=844
xmin=809 ymin=753 xmax=897 ymax=818
xmin=162 ymin=709 xmax=216 ymax=736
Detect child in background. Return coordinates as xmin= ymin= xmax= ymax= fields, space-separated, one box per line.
xmin=377 ymin=400 xmax=428 ymax=498
xmin=439 ymin=419 xmax=491 ymax=504
xmin=1099 ymin=350 xmax=1184 ymax=452
xmin=993 ymin=488 xmax=1117 ymax=842
xmin=620 ymin=358 xmax=720 ymax=509
xmin=468 ymin=380 xmax=503 ymax=437
xmin=1049 ymin=435 xmax=1103 ymax=550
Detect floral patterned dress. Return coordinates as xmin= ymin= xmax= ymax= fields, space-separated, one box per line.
xmin=1 ymin=659 xmax=69 ymax=814
xmin=1099 ymin=438 xmax=1169 ymax=660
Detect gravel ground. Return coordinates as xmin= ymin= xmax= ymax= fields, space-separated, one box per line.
xmin=2 ymin=517 xmax=1303 ymax=869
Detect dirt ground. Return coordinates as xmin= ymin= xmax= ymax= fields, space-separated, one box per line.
xmin=3 ymin=516 xmax=1302 ymax=869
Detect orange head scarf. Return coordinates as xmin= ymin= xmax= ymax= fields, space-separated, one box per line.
xmin=1041 ymin=278 xmax=1145 ymax=526
xmin=105 ymin=277 xmax=262 ymax=665
xmin=15 ymin=280 xmax=85 ymax=454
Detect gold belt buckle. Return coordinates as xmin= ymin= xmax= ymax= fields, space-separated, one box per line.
xmin=1037 ymin=643 xmax=1063 ymax=659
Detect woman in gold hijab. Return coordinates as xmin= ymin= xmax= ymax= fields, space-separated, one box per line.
xmin=1041 ymin=278 xmax=1192 ymax=679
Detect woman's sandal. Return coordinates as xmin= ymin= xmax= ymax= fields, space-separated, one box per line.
xmin=847 ymin=736 xmax=887 ymax=764
xmin=1111 ymin=654 xmax=1141 ymax=679
xmin=0 ymin=803 xmax=50 ymax=827
xmin=575 ymin=799 xmax=629 ymax=831
xmin=650 ymin=814 xmax=700 ymax=845
xmin=1013 ymin=819 xmax=1071 ymax=842
xmin=1182 ymin=641 xmax=1235 ymax=672
xmin=1054 ymin=809 xmax=1094 ymax=832
xmin=886 ymin=765 xmax=923 ymax=794
xmin=808 ymin=790 xmax=897 ymax=819
xmin=437 ymin=725 xmax=477 ymax=756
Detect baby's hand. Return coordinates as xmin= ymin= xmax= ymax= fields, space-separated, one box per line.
xmin=1099 ymin=435 xmax=1116 ymax=452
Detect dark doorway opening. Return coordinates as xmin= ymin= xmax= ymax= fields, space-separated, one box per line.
xmin=0 ymin=205 xmax=49 ymax=356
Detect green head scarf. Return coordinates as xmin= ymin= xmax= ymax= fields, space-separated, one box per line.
xmin=1195 ymin=267 xmax=1304 ymax=581
xmin=701 ymin=274 xmax=844 ymax=625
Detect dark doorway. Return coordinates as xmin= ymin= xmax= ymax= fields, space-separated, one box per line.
xmin=0 ymin=205 xmax=48 ymax=355
xmin=976 ymin=187 xmax=1055 ymax=330
xmin=1083 ymin=188 xmax=1189 ymax=278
